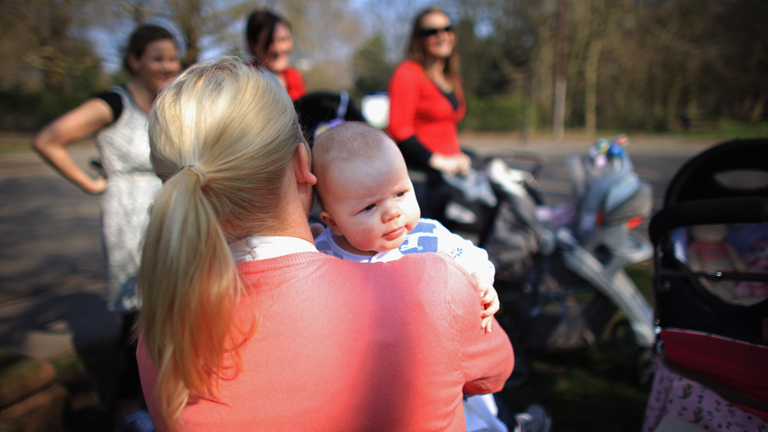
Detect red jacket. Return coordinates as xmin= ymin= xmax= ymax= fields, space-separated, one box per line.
xmin=387 ymin=60 xmax=466 ymax=157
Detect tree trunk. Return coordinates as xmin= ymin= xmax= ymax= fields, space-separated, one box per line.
xmin=532 ymin=27 xmax=555 ymax=128
xmin=666 ymin=75 xmax=683 ymax=130
xmin=553 ymin=0 xmax=568 ymax=140
xmin=687 ymin=86 xmax=698 ymax=120
xmin=750 ymin=92 xmax=768 ymax=123
xmin=650 ymin=64 xmax=664 ymax=129
xmin=584 ymin=37 xmax=602 ymax=136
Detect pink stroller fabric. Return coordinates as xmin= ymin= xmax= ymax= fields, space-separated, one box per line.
xmin=642 ymin=329 xmax=768 ymax=431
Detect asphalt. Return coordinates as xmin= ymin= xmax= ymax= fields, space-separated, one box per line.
xmin=0 ymin=132 xmax=716 ymax=410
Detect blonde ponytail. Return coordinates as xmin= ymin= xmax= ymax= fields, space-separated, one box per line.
xmin=137 ymin=57 xmax=303 ymax=431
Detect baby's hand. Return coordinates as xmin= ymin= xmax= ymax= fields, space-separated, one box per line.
xmin=471 ymin=272 xmax=500 ymax=333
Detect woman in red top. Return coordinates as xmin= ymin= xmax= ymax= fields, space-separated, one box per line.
xmin=245 ymin=9 xmax=306 ymax=101
xmin=387 ymin=6 xmax=473 ymax=221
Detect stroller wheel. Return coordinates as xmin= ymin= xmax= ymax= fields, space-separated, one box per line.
xmin=609 ymin=319 xmax=638 ymax=357
xmin=504 ymin=356 xmax=532 ymax=389
xmin=635 ymin=348 xmax=656 ymax=387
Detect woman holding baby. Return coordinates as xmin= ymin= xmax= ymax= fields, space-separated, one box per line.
xmin=135 ymin=57 xmax=513 ymax=431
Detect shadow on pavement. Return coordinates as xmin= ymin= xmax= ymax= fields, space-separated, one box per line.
xmin=0 ymin=291 xmax=121 ymax=431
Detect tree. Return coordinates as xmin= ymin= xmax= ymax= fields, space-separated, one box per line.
xmin=351 ymin=34 xmax=394 ymax=97
xmin=282 ymin=0 xmax=362 ymax=91
xmin=162 ymin=0 xmax=254 ymax=68
xmin=0 ymin=0 xmax=105 ymax=94
xmin=580 ymin=0 xmax=632 ymax=135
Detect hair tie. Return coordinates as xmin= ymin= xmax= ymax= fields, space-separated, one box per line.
xmin=182 ymin=165 xmax=208 ymax=187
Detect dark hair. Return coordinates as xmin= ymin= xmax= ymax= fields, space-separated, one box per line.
xmin=122 ymin=25 xmax=177 ymax=75
xmin=406 ymin=6 xmax=460 ymax=83
xmin=246 ymin=10 xmax=290 ymax=60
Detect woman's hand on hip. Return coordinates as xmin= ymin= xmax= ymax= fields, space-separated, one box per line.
xmin=84 ymin=176 xmax=107 ymax=195
xmin=32 ymin=98 xmax=113 ymax=195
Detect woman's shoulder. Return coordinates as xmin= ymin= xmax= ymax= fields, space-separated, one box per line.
xmin=394 ymin=60 xmax=423 ymax=75
xmin=284 ymin=67 xmax=303 ymax=79
xmin=92 ymin=86 xmax=127 ymax=124
xmin=382 ymin=251 xmax=471 ymax=282
xmin=390 ymin=60 xmax=425 ymax=90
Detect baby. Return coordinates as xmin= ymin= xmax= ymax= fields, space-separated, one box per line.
xmin=311 ymin=121 xmax=508 ymax=431
xmin=312 ymin=121 xmax=499 ymax=332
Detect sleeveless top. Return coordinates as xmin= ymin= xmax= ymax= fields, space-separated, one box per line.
xmin=94 ymin=86 xmax=162 ymax=313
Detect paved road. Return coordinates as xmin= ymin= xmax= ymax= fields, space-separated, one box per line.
xmin=0 ymin=134 xmax=716 ymax=362
xmin=0 ymin=143 xmax=114 ymax=361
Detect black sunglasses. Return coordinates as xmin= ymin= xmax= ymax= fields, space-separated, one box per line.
xmin=420 ymin=25 xmax=453 ymax=37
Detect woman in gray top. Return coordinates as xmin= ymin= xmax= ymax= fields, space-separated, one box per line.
xmin=32 ymin=24 xmax=180 ymax=432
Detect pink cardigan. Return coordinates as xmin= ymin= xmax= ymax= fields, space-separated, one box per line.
xmin=138 ymin=251 xmax=513 ymax=431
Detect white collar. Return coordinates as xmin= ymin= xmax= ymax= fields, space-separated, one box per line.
xmin=229 ymin=236 xmax=317 ymax=263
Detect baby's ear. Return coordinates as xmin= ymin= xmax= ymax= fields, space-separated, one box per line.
xmin=319 ymin=211 xmax=343 ymax=236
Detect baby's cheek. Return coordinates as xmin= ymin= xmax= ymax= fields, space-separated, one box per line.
xmin=347 ymin=226 xmax=376 ymax=250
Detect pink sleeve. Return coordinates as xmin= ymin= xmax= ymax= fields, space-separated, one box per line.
xmin=437 ymin=253 xmax=515 ymax=395
xmin=387 ymin=62 xmax=421 ymax=142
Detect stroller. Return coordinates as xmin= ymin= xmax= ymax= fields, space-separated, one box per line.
xmin=445 ymin=134 xmax=656 ymax=387
xmin=641 ymin=139 xmax=768 ymax=431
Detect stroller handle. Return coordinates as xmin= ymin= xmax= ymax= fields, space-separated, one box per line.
xmin=648 ymin=196 xmax=768 ymax=246
xmin=480 ymin=151 xmax=547 ymax=178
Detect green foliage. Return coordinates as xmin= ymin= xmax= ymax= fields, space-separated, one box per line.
xmin=462 ymin=95 xmax=528 ymax=132
xmin=351 ymin=34 xmax=394 ymax=99
xmin=0 ymin=86 xmax=110 ymax=131
xmin=0 ymin=33 xmax=107 ymax=131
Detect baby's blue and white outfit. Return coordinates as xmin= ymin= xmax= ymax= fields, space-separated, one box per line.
xmin=315 ymin=217 xmax=495 ymax=273
xmin=316 ymin=217 xmax=509 ymax=432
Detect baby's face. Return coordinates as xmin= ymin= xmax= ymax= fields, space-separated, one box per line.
xmin=320 ymin=145 xmax=420 ymax=254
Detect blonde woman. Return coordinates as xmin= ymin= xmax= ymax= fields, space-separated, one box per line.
xmin=136 ymin=57 xmax=514 ymax=432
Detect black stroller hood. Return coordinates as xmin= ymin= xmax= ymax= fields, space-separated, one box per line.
xmin=649 ymin=139 xmax=768 ymax=247
xmin=663 ymin=138 xmax=768 ymax=207
xmin=648 ymin=138 xmax=768 ymax=345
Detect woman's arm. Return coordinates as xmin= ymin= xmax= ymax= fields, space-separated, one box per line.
xmin=285 ymin=68 xmax=307 ymax=101
xmin=388 ymin=62 xmax=433 ymax=167
xmin=32 ymin=98 xmax=114 ymax=194
xmin=388 ymin=62 xmax=471 ymax=174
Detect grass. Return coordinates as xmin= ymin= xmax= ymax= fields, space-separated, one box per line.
xmin=593 ymin=120 xmax=768 ymax=143
xmin=0 ymin=135 xmax=33 ymax=155
xmin=670 ymin=119 xmax=768 ymax=141
xmin=497 ymin=260 xmax=655 ymax=431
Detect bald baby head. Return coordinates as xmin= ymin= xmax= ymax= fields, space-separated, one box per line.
xmin=312 ymin=121 xmax=421 ymax=255
xmin=313 ymin=122 xmax=403 ymax=204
